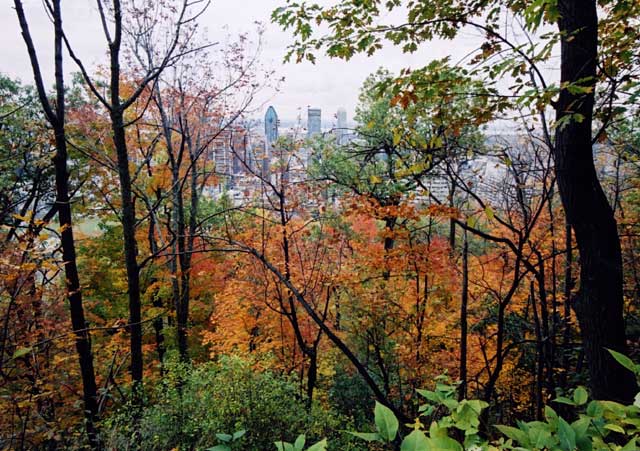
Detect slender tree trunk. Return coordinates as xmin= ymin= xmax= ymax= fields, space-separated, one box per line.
xmin=459 ymin=230 xmax=468 ymax=400
xmin=111 ymin=110 xmax=144 ymax=399
xmin=560 ymin=222 xmax=573 ymax=388
xmin=147 ymin=214 xmax=165 ymax=371
xmin=555 ymin=0 xmax=637 ymax=402
xmin=530 ymin=281 xmax=544 ymax=420
xmin=104 ymin=0 xmax=144 ymax=400
xmin=13 ymin=1 xmax=100 ymax=446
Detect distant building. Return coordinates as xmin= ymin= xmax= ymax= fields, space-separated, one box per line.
xmin=336 ymin=107 xmax=347 ymax=144
xmin=265 ymin=106 xmax=279 ymax=145
xmin=307 ymin=107 xmax=321 ymax=137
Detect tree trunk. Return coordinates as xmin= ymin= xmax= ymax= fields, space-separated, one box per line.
xmin=555 ymin=0 xmax=637 ymax=402
xmin=111 ymin=110 xmax=144 ymax=400
xmin=13 ymin=1 xmax=100 ymax=446
xmin=458 ymin=230 xmax=468 ymax=400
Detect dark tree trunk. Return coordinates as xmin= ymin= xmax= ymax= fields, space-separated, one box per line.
xmin=458 ymin=231 xmax=468 ymax=400
xmin=147 ymin=214 xmax=165 ymax=371
xmin=106 ymin=0 xmax=144 ymax=401
xmin=555 ymin=0 xmax=637 ymax=402
xmin=111 ymin=110 xmax=144 ymax=399
xmin=14 ymin=1 xmax=100 ymax=446
xmin=530 ymin=281 xmax=544 ymax=420
xmin=559 ymin=222 xmax=572 ymax=383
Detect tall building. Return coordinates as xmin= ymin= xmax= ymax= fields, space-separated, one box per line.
xmin=265 ymin=106 xmax=279 ymax=145
xmin=307 ymin=107 xmax=321 ymax=137
xmin=336 ymin=107 xmax=347 ymax=144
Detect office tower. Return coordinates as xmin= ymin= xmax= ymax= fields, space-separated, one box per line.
xmin=265 ymin=106 xmax=279 ymax=145
xmin=307 ymin=107 xmax=321 ymax=137
xmin=336 ymin=107 xmax=347 ymax=144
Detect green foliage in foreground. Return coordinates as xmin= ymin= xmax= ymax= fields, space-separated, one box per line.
xmin=105 ymin=351 xmax=640 ymax=450
xmin=288 ymin=350 xmax=640 ymax=451
xmin=345 ymin=379 xmax=640 ymax=450
xmin=104 ymin=355 xmax=359 ymax=450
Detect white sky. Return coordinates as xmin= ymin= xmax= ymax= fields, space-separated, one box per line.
xmin=0 ymin=1 xmax=479 ymax=123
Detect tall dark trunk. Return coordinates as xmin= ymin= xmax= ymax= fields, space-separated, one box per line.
xmin=555 ymin=0 xmax=637 ymax=402
xmin=560 ymin=222 xmax=574 ymax=389
xmin=111 ymin=110 xmax=144 ymax=399
xmin=530 ymin=281 xmax=544 ymax=420
xmin=147 ymin=213 xmax=165 ymax=370
xmin=106 ymin=0 xmax=144 ymax=402
xmin=14 ymin=1 xmax=100 ymax=446
xmin=458 ymin=231 xmax=468 ymax=400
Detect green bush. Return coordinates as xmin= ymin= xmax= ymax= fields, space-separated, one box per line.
xmin=344 ymin=351 xmax=640 ymax=450
xmin=103 ymin=355 xmax=358 ymax=450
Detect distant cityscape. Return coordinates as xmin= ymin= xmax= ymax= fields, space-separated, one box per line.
xmin=205 ymin=105 xmax=621 ymax=212
xmin=205 ymin=105 xmax=354 ymax=203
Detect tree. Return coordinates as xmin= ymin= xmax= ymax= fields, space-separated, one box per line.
xmin=61 ymin=0 xmax=209 ymax=405
xmin=13 ymin=0 xmax=100 ymax=445
xmin=273 ymin=0 xmax=640 ymax=403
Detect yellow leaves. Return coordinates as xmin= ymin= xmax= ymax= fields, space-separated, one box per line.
xmin=484 ymin=205 xmax=495 ymax=221
xmin=393 ymin=129 xmax=402 ymax=146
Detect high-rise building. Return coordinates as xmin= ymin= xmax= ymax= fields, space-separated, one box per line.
xmin=265 ymin=106 xmax=279 ymax=145
xmin=336 ymin=107 xmax=347 ymax=144
xmin=307 ymin=107 xmax=321 ymax=137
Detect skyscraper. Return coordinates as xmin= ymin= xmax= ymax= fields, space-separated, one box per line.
xmin=336 ymin=107 xmax=347 ymax=144
xmin=265 ymin=106 xmax=279 ymax=145
xmin=307 ymin=107 xmax=321 ymax=137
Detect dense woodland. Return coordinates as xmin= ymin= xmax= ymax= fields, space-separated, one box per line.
xmin=1 ymin=0 xmax=640 ymax=450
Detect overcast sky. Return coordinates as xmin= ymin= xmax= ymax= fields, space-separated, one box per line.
xmin=0 ymin=1 xmax=478 ymax=123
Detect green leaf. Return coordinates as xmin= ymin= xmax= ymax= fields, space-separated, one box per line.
xmin=528 ymin=425 xmax=553 ymax=449
xmin=426 ymin=436 xmax=463 ymax=450
xmin=586 ymin=401 xmax=604 ymax=418
xmin=374 ymin=401 xmax=399 ymax=442
xmin=495 ymin=425 xmax=529 ymax=446
xmin=545 ymin=405 xmax=559 ymax=424
xmin=215 ymin=433 xmax=233 ymax=443
xmin=557 ymin=417 xmax=576 ymax=451
xmin=274 ymin=442 xmax=295 ymax=451
xmin=401 ymin=430 xmax=429 ymax=451
xmin=622 ymin=438 xmax=638 ymax=451
xmin=294 ymin=434 xmax=305 ymax=451
xmin=348 ymin=431 xmax=381 ymax=441
xmin=207 ymin=446 xmax=231 ymax=451
xmin=555 ymin=396 xmax=576 ymax=406
xmin=571 ymin=417 xmax=591 ymax=439
xmin=573 ymin=387 xmax=588 ymax=406
xmin=232 ymin=429 xmax=246 ymax=440
xmin=604 ymin=423 xmax=625 ymax=434
xmin=607 ymin=349 xmax=638 ymax=374
xmin=12 ymin=347 xmax=31 ymax=359
xmin=306 ymin=439 xmax=327 ymax=451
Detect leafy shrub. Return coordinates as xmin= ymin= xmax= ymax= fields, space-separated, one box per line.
xmin=104 ymin=355 xmax=358 ymax=450
xmin=345 ymin=351 xmax=640 ymax=450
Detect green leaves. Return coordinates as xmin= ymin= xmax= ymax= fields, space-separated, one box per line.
xmin=374 ymin=401 xmax=399 ymax=441
xmin=400 ymin=430 xmax=429 ymax=451
xmin=608 ymin=349 xmax=640 ymax=375
xmin=274 ymin=435 xmax=327 ymax=451
xmin=207 ymin=446 xmax=231 ymax=451
xmin=11 ymin=347 xmax=32 ymax=359
xmin=348 ymin=431 xmax=381 ymax=441
xmin=573 ymin=387 xmax=588 ymax=406
xmin=557 ymin=417 xmax=576 ymax=451
xmin=208 ymin=429 xmax=246 ymax=451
